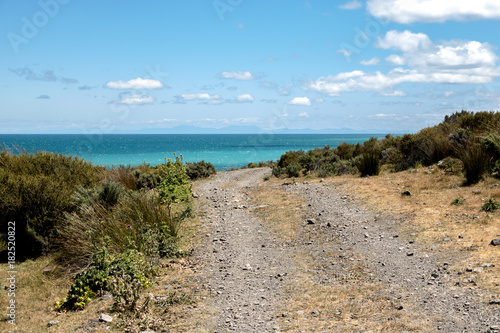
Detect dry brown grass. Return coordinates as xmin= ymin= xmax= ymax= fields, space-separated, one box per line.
xmin=328 ymin=167 xmax=500 ymax=295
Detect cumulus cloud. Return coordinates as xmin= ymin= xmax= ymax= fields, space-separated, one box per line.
xmin=339 ymin=0 xmax=362 ymax=10
xmin=367 ymin=0 xmax=500 ymax=23
xmin=117 ymin=94 xmax=154 ymax=105
xmin=304 ymin=31 xmax=500 ymax=96
xmin=218 ymin=71 xmax=255 ymax=80
xmin=377 ymin=30 xmax=432 ymax=53
xmin=360 ymin=57 xmax=380 ymax=66
xmin=287 ymin=97 xmax=311 ymax=106
xmin=106 ymin=78 xmax=163 ymax=89
xmin=236 ymin=94 xmax=254 ymax=103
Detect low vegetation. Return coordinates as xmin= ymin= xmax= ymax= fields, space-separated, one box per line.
xmin=272 ymin=111 xmax=500 ymax=185
xmin=0 ymin=151 xmax=215 ymax=331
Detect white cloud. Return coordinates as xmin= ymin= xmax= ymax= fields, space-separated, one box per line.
xmin=377 ymin=30 xmax=432 ymax=53
xmin=117 ymin=94 xmax=154 ymax=105
xmin=298 ymin=112 xmax=309 ymax=117
xmin=180 ymin=93 xmax=221 ymax=101
xmin=386 ymin=54 xmax=405 ymax=65
xmin=304 ymin=31 xmax=500 ymax=96
xmin=218 ymin=71 xmax=255 ymax=80
xmin=367 ymin=0 xmax=500 ymax=23
xmin=287 ymin=97 xmax=311 ymax=106
xmin=381 ymin=90 xmax=407 ymax=97
xmin=106 ymin=78 xmax=163 ymax=89
xmin=337 ymin=49 xmax=352 ymax=57
xmin=339 ymin=0 xmax=362 ymax=9
xmin=360 ymin=57 xmax=380 ymax=65
xmin=236 ymin=94 xmax=254 ymax=103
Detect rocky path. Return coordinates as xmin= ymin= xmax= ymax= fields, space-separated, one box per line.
xmin=194 ymin=168 xmax=290 ymax=332
xmin=192 ymin=169 xmax=499 ymax=332
xmin=283 ymin=181 xmax=499 ymax=332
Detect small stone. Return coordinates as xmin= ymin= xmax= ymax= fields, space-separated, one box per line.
xmin=458 ymin=235 xmax=464 ymax=239
xmin=396 ymin=305 xmax=404 ymax=310
xmin=192 ymin=193 xmax=199 ymax=198
xmin=489 ymin=325 xmax=499 ymax=331
xmin=311 ymin=310 xmax=320 ymax=317
xmin=443 ymin=238 xmax=451 ymax=242
xmin=401 ymin=190 xmax=412 ymax=196
xmin=481 ymin=263 xmax=495 ymax=268
xmin=489 ymin=299 xmax=500 ymax=305
xmin=43 ymin=269 xmax=52 ymax=274
xmin=407 ymin=252 xmax=414 ymax=256
xmin=473 ymin=267 xmax=484 ymax=273
xmin=99 ymin=314 xmax=113 ymax=323
xmin=320 ymin=178 xmax=325 ymax=182
xmin=307 ymin=219 xmax=316 ymax=225
xmin=490 ymin=239 xmax=500 ymax=246
xmin=364 ymin=233 xmax=370 ymax=238
xmin=47 ymin=321 xmax=60 ymax=327
xmin=303 ymin=181 xmax=308 ymax=184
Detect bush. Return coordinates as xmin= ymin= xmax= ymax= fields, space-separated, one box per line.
xmin=286 ymin=162 xmax=302 ymax=178
xmin=356 ymin=149 xmax=380 ymax=177
xmin=0 ymin=151 xmax=103 ymax=258
xmin=56 ymin=247 xmax=154 ymax=311
xmin=185 ymin=160 xmax=216 ymax=180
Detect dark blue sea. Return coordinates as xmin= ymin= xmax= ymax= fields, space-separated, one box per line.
xmin=0 ymin=134 xmax=381 ymax=171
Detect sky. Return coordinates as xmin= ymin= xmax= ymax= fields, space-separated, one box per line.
xmin=1 ymin=0 xmax=500 ymax=134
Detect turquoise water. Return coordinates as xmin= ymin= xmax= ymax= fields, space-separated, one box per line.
xmin=0 ymin=134 xmax=381 ymax=171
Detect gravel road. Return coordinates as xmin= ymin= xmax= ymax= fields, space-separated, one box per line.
xmin=192 ymin=168 xmax=499 ymax=332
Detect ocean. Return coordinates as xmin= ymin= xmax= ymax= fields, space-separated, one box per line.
xmin=0 ymin=134 xmax=381 ymax=171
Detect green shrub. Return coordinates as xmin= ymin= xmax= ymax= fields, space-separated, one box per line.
xmin=481 ymin=197 xmax=500 ymax=212
xmin=437 ymin=157 xmax=463 ymax=174
xmin=356 ymin=149 xmax=380 ymax=177
xmin=158 ymin=156 xmax=192 ymax=213
xmin=185 ymin=160 xmax=216 ymax=180
xmin=451 ymin=197 xmax=465 ymax=206
xmin=286 ymin=162 xmax=302 ymax=178
xmin=0 ymin=151 xmax=102 ymax=258
xmin=56 ymin=247 xmax=154 ymax=311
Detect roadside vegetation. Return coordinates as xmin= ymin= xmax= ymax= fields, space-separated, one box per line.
xmin=0 ymin=152 xmax=215 ymax=331
xmin=272 ymin=110 xmax=500 ymax=185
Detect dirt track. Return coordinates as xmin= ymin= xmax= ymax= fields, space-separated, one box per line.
xmin=192 ymin=168 xmax=499 ymax=332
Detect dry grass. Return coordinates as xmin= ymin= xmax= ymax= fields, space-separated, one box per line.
xmin=328 ymin=166 xmax=500 ymax=295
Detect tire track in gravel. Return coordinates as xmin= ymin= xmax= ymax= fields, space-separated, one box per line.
xmin=194 ymin=168 xmax=290 ymax=332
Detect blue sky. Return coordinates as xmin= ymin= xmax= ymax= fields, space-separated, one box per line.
xmin=1 ymin=0 xmax=500 ymax=133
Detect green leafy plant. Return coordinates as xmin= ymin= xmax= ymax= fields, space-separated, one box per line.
xmin=481 ymin=197 xmax=500 ymax=212
xmin=451 ymin=197 xmax=465 ymax=206
xmin=56 ymin=248 xmax=154 ymax=311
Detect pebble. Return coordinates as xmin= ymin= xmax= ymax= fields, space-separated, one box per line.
xmin=491 ymin=239 xmax=500 ymax=246
xmin=99 ymin=314 xmax=113 ymax=323
xmin=47 ymin=321 xmax=60 ymax=327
